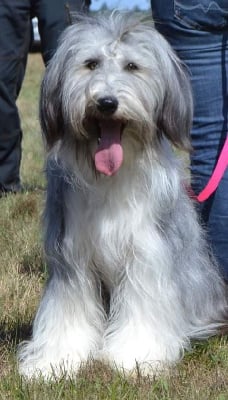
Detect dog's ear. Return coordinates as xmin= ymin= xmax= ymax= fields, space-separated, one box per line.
xmin=40 ymin=62 xmax=64 ymax=149
xmin=157 ymin=56 xmax=193 ymax=152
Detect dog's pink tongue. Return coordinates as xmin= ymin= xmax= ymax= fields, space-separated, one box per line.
xmin=95 ymin=120 xmax=123 ymax=176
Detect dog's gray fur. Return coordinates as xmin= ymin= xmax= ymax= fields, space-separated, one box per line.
xmin=18 ymin=12 xmax=227 ymax=378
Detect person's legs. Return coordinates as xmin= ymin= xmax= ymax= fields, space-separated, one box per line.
xmin=151 ymin=1 xmax=228 ymax=281
xmin=184 ymin=33 xmax=228 ymax=282
xmin=0 ymin=0 xmax=30 ymax=194
xmin=33 ymin=0 xmax=91 ymax=65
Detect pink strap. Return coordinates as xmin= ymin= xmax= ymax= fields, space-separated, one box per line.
xmin=197 ymin=137 xmax=228 ymax=202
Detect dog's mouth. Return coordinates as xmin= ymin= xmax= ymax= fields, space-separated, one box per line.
xmin=95 ymin=119 xmax=125 ymax=176
xmin=84 ymin=118 xmax=125 ymax=176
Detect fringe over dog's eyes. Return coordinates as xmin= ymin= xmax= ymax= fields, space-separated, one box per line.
xmin=85 ymin=59 xmax=99 ymax=70
xmin=84 ymin=59 xmax=139 ymax=72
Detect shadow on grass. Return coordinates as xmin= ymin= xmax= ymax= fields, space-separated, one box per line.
xmin=0 ymin=321 xmax=32 ymax=346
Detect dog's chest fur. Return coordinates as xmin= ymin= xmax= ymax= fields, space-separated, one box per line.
xmin=67 ymin=171 xmax=148 ymax=284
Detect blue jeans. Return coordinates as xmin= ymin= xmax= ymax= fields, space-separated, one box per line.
xmin=151 ymin=1 xmax=228 ymax=282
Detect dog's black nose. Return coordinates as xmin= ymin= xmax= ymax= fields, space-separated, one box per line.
xmin=97 ymin=96 xmax=118 ymax=114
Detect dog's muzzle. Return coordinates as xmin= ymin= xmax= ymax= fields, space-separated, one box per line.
xmin=84 ymin=96 xmax=127 ymax=176
xmin=84 ymin=96 xmax=125 ymax=177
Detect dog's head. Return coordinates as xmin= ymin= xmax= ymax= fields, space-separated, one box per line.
xmin=40 ymin=12 xmax=193 ymax=176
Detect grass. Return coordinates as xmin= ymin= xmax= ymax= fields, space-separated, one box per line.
xmin=0 ymin=53 xmax=227 ymax=400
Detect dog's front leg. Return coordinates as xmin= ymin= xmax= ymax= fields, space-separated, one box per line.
xmin=18 ymin=267 xmax=104 ymax=378
xmin=17 ymin=165 xmax=105 ymax=378
xmin=101 ymin=261 xmax=185 ymax=376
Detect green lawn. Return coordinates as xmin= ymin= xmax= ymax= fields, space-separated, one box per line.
xmin=0 ymin=53 xmax=227 ymax=400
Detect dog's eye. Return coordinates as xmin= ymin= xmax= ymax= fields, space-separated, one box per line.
xmin=125 ymin=62 xmax=139 ymax=72
xmin=85 ymin=60 xmax=99 ymax=70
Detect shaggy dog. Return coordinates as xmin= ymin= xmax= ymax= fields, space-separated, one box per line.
xmin=18 ymin=12 xmax=227 ymax=378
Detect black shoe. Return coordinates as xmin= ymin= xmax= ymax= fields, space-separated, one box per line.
xmin=0 ymin=182 xmax=22 ymax=197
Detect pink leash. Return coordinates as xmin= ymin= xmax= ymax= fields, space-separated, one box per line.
xmin=196 ymin=136 xmax=228 ymax=202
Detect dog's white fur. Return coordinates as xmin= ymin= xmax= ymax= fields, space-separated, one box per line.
xmin=18 ymin=12 xmax=227 ymax=378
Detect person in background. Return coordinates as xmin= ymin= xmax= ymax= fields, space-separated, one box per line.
xmin=0 ymin=0 xmax=90 ymax=195
xmin=151 ymin=1 xmax=228 ymax=282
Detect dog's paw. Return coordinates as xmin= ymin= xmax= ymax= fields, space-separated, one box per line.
xmin=100 ymin=353 xmax=167 ymax=378
xmin=18 ymin=347 xmax=83 ymax=380
xmin=100 ymin=328 xmax=181 ymax=377
xmin=18 ymin=337 xmax=99 ymax=379
xmin=18 ymin=360 xmax=79 ymax=380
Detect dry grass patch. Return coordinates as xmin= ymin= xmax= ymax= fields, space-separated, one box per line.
xmin=0 ymin=192 xmax=44 ymax=347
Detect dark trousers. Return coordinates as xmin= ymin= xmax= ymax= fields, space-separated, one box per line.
xmin=0 ymin=0 xmax=90 ymax=193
